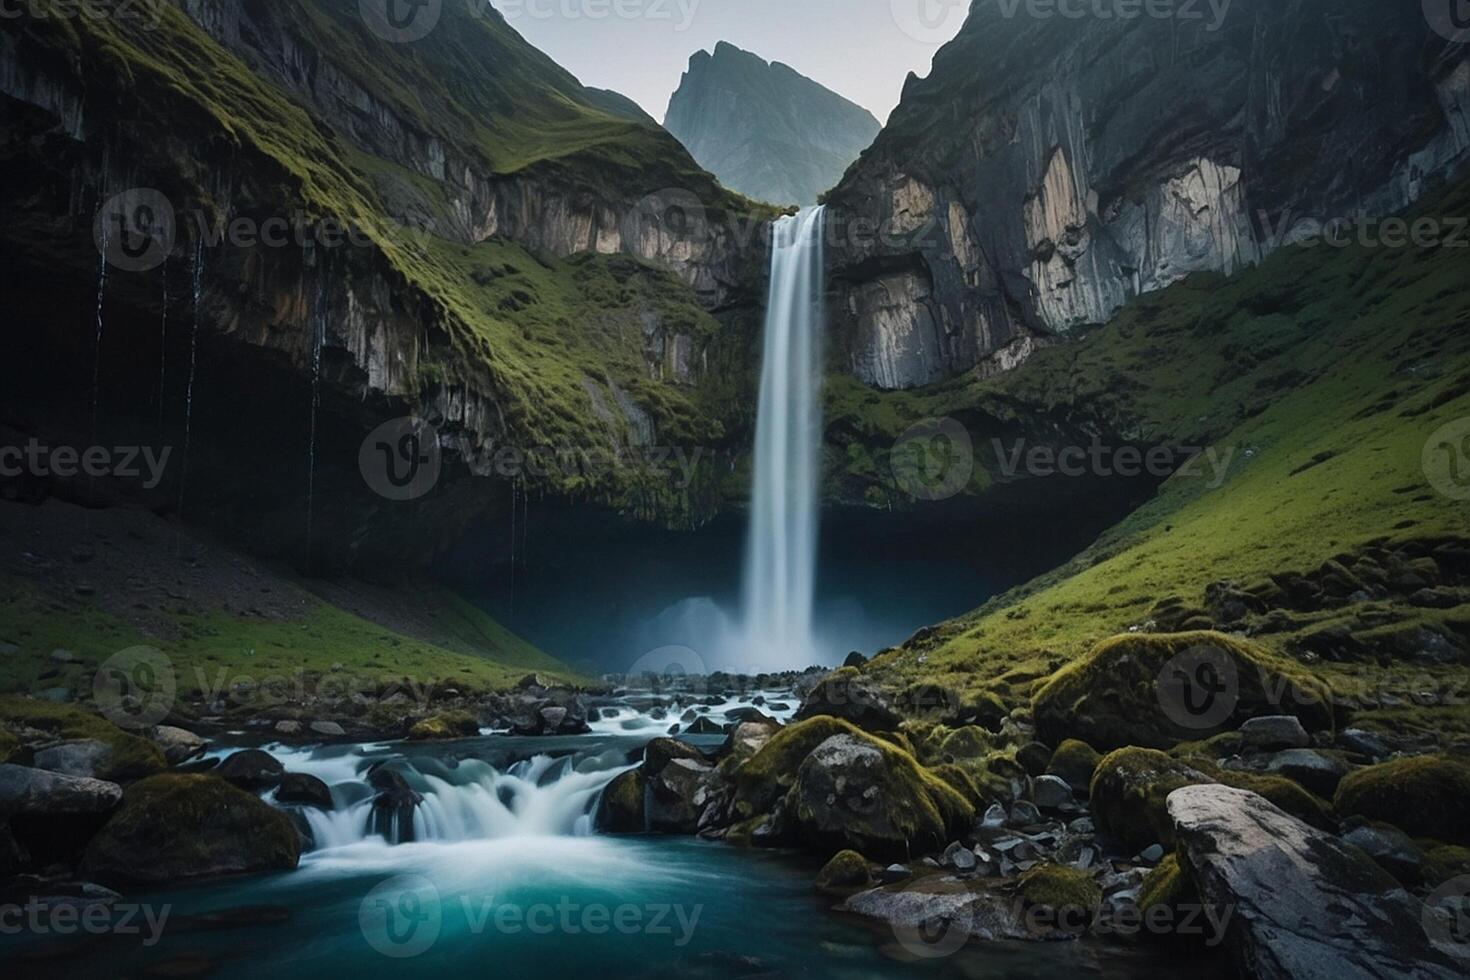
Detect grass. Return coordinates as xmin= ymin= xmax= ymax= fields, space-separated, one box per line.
xmin=0 ymin=573 xmax=583 ymax=698
xmin=842 ymin=175 xmax=1470 ymax=736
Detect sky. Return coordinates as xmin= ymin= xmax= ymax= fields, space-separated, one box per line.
xmin=488 ymin=0 xmax=973 ymax=123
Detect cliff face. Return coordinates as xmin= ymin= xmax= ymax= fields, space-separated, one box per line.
xmin=0 ymin=0 xmax=770 ymax=570
xmin=826 ymin=0 xmax=1470 ymax=390
xmin=664 ymin=42 xmax=881 ymax=207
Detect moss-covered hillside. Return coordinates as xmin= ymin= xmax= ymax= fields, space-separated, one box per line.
xmin=838 ymin=175 xmax=1470 ymax=737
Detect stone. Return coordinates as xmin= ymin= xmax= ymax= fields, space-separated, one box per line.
xmin=368 ymin=767 xmax=423 ymax=843
xmin=275 ymin=773 xmax=333 ymax=811
xmin=216 ymin=750 xmax=285 ymax=791
xmin=1167 ymin=785 xmax=1462 ymax=979
xmin=944 ymin=842 xmax=978 ymax=872
xmin=1045 ymin=739 xmax=1102 ymax=791
xmin=49 ymin=649 xmax=76 ymax=664
xmin=1008 ymin=801 xmax=1042 ymax=826
xmin=1031 ymin=775 xmax=1073 ymax=810
xmin=879 ymin=863 xmax=912 ymax=883
xmin=1138 ymin=844 xmax=1165 ymax=864
xmin=684 ymin=716 xmax=725 ymax=735
xmin=1334 ymin=756 xmax=1470 ymax=846
xmin=794 ymin=667 xmax=903 ymax=732
xmin=841 ymin=875 xmax=1037 ymax=943
xmin=647 ymin=756 xmax=716 ymax=833
xmin=274 ymin=721 xmax=302 ymax=736
xmin=82 ymin=774 xmax=300 ymax=884
xmin=33 ymin=740 xmax=114 ymax=780
xmin=0 ymin=764 xmax=122 ymax=815
xmin=1239 ymin=716 xmax=1311 ymax=751
xmin=309 ymin=721 xmax=346 ymax=738
xmin=1343 ymin=824 xmax=1424 ymax=883
xmin=815 ymin=849 xmax=873 ymax=893
xmin=149 ymin=726 xmax=208 ymax=765
xmin=1336 ymin=729 xmax=1391 ymax=759
xmin=1261 ymin=749 xmax=1350 ymax=797
xmin=1015 ymin=742 xmax=1051 ymax=777
xmin=981 ymin=803 xmax=1007 ymax=829
xmin=595 ymin=769 xmax=647 ymax=834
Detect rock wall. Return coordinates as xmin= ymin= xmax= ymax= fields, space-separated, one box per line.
xmin=827 ymin=0 xmax=1470 ymax=389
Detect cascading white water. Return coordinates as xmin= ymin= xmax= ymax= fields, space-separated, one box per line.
xmin=742 ymin=207 xmax=826 ymax=669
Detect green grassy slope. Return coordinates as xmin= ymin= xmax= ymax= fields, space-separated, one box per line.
xmin=840 ymin=177 xmax=1470 ymax=735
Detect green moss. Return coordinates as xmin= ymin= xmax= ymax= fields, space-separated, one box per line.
xmin=81 ymin=774 xmax=300 ymax=884
xmin=1335 ymin=756 xmax=1470 ymax=845
xmin=0 ymin=697 xmax=164 ymax=780
xmin=407 ymin=711 xmax=479 ymax=741
xmin=595 ymin=769 xmax=646 ymax=834
xmin=930 ymin=763 xmax=985 ymax=807
xmin=1014 ymin=864 xmax=1102 ymax=913
xmin=1032 ymin=631 xmax=1334 ymax=751
xmin=1046 ymin=739 xmax=1103 ymax=789
xmin=1091 ymin=748 xmax=1212 ymax=852
xmin=0 ymin=729 xmax=22 ymax=765
xmin=938 ymin=726 xmax=994 ymax=761
xmin=1138 ymin=854 xmax=1193 ymax=913
xmin=1420 ymin=840 xmax=1470 ymax=888
xmin=815 ymin=849 xmax=873 ymax=894
xmin=733 ymin=716 xmax=883 ymax=817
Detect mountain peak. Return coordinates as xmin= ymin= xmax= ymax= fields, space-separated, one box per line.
xmin=664 ymin=45 xmax=880 ymax=206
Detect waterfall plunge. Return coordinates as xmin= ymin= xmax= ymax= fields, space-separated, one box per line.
xmin=742 ymin=207 xmax=826 ymax=670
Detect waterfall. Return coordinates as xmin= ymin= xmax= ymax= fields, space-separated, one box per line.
xmin=262 ymin=750 xmax=631 ymax=850
xmin=741 ymin=207 xmax=826 ymax=669
xmin=178 ymin=240 xmax=203 ymax=522
xmin=306 ymin=271 xmax=326 ymax=556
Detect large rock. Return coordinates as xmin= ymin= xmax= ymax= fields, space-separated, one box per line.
xmin=149 ymin=726 xmax=208 ymax=765
xmin=594 ymin=769 xmax=646 ymax=834
xmin=0 ymin=764 xmax=122 ymax=815
xmin=787 ymin=733 xmax=973 ymax=858
xmin=794 ymin=668 xmax=903 ymax=733
xmin=33 ymin=740 xmax=115 ymax=780
xmin=368 ymin=767 xmax=423 ymax=843
xmin=81 ymin=774 xmax=300 ymax=884
xmin=1261 ymin=749 xmax=1351 ymax=798
xmin=1334 ymin=756 xmax=1470 ymax=846
xmin=1033 ymin=632 xmax=1334 ymax=751
xmin=1167 ymin=785 xmax=1462 ymax=979
xmin=216 ymin=750 xmax=286 ymax=791
xmin=275 ymin=773 xmax=333 ymax=811
xmin=407 ymin=711 xmax=479 ymax=741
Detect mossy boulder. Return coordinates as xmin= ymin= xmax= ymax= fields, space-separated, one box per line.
xmin=407 ymin=711 xmax=480 ymax=741
xmin=732 ymin=716 xmax=870 ymax=818
xmin=937 ymin=725 xmax=994 ymax=761
xmin=1334 ymin=756 xmax=1470 ymax=845
xmin=0 ymin=697 xmax=164 ymax=782
xmin=1046 ymin=739 xmax=1102 ymax=792
xmin=0 ymin=730 xmax=25 ymax=766
xmin=794 ymin=668 xmax=902 ymax=732
xmin=595 ymin=769 xmax=646 ymax=834
xmin=787 ymin=732 xmax=975 ymax=859
xmin=815 ymin=849 xmax=873 ymax=894
xmin=1032 ymin=632 xmax=1334 ymax=751
xmin=1091 ymin=749 xmax=1214 ymax=852
xmin=1198 ymin=764 xmax=1335 ymax=832
xmin=81 ymin=774 xmax=300 ymax=884
xmin=1013 ymin=863 xmax=1102 ymax=914
xmin=1421 ymin=840 xmax=1470 ymax=888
